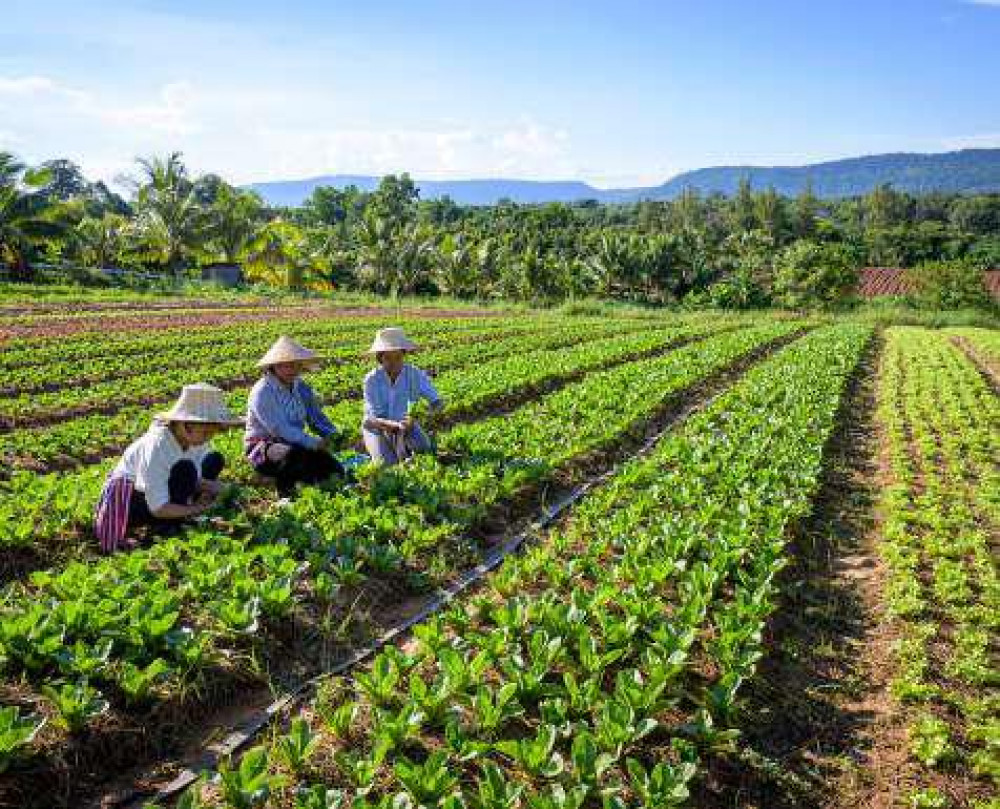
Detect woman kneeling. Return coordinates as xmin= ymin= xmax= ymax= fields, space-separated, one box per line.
xmin=245 ymin=336 xmax=344 ymax=497
xmin=94 ymin=384 xmax=242 ymax=553
xmin=362 ymin=327 xmax=444 ymax=465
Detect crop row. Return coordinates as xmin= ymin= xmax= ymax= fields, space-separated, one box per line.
xmin=875 ymin=328 xmax=999 ymax=809
xmin=0 ymin=315 xmax=633 ymax=426
xmin=0 ymin=323 xmax=797 ymax=793
xmin=0 ymin=316 xmax=668 ymax=468
xmin=0 ymin=313 xmax=572 ymax=399
xmin=150 ymin=321 xmax=872 ymax=809
xmin=0 ymin=318 xmax=717 ymax=562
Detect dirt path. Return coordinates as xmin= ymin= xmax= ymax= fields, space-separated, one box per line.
xmin=690 ymin=332 xmax=912 ymax=809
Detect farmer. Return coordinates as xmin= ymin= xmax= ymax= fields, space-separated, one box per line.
xmin=245 ymin=335 xmax=344 ymax=496
xmin=94 ymin=383 xmax=242 ymax=554
xmin=362 ymin=327 xmax=444 ymax=465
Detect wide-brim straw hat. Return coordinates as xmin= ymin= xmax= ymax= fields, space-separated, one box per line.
xmin=156 ymin=383 xmax=243 ymax=426
xmin=257 ymin=335 xmax=322 ymax=369
xmin=367 ymin=327 xmax=420 ymax=354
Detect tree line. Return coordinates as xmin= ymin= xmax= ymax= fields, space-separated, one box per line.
xmin=2 ymin=151 xmax=998 ymax=308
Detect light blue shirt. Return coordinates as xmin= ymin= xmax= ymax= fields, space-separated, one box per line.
xmin=363 ymin=364 xmax=442 ymax=426
xmin=245 ymin=372 xmax=336 ymax=450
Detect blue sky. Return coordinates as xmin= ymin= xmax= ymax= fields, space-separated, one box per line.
xmin=1 ymin=0 xmax=998 ymax=187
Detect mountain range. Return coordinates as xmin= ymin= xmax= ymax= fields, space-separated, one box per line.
xmin=246 ymin=148 xmax=1000 ymax=207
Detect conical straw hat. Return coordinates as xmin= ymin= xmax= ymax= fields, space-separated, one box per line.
xmin=257 ymin=335 xmax=321 ymax=368
xmin=156 ymin=383 xmax=243 ymax=426
xmin=367 ymin=327 xmax=420 ymax=354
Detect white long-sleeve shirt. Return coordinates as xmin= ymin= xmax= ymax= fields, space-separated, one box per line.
xmin=362 ymin=364 xmax=442 ymax=427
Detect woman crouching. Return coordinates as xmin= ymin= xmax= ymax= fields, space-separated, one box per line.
xmin=362 ymin=327 xmax=443 ymax=465
xmin=94 ymin=383 xmax=242 ymax=553
xmin=245 ymin=335 xmax=344 ymax=497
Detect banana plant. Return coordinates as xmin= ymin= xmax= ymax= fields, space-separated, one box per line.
xmin=408 ymin=672 xmax=455 ymax=728
xmin=0 ymin=706 xmax=45 ymax=774
xmin=562 ymin=672 xmax=604 ymax=719
xmin=294 ymin=785 xmax=348 ymax=809
xmin=333 ymin=744 xmax=386 ymax=792
xmin=523 ymin=784 xmax=588 ymax=809
xmin=372 ymin=703 xmax=425 ymax=753
xmin=55 ymin=637 xmax=114 ymax=678
xmin=214 ymin=597 xmax=261 ymax=635
xmin=318 ymin=699 xmax=358 ymax=740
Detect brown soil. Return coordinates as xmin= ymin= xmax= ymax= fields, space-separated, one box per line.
xmin=0 ymin=304 xmax=499 ymax=342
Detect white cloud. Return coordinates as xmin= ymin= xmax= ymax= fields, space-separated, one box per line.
xmin=964 ymin=0 xmax=1000 ymax=6
xmin=0 ymin=71 xmax=585 ymax=187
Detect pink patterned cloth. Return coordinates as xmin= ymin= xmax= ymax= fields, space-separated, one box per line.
xmin=94 ymin=474 xmax=135 ymax=554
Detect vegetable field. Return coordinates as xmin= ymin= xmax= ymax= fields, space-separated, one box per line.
xmin=0 ymin=299 xmax=996 ymax=809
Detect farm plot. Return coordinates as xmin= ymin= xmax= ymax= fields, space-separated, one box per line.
xmin=874 ymin=328 xmax=999 ymax=808
xmin=150 ymin=322 xmax=872 ymax=809
xmin=0 ymin=315 xmax=675 ymax=468
xmin=0 ymin=315 xmax=724 ymax=567
xmin=0 ymin=313 xmax=797 ymax=806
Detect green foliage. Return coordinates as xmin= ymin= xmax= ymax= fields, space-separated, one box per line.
xmin=0 ymin=706 xmax=45 ymax=773
xmin=772 ymin=239 xmax=858 ymax=308
xmin=906 ymin=259 xmax=992 ymax=309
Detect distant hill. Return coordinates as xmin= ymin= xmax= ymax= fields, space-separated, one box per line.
xmin=246 ymin=148 xmax=1000 ymax=207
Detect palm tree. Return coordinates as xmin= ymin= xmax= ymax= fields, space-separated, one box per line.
xmin=74 ymin=213 xmax=130 ymax=269
xmin=132 ymin=152 xmax=207 ymax=276
xmin=207 ymin=184 xmax=263 ymax=266
xmin=355 ymin=211 xmax=397 ymax=293
xmin=0 ymin=153 xmax=66 ymax=281
xmin=432 ymin=232 xmax=475 ymax=298
xmin=243 ymin=219 xmax=320 ymax=290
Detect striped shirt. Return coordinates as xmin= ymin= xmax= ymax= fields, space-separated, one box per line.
xmin=245 ymin=372 xmax=337 ymax=451
xmin=111 ymin=421 xmax=211 ymax=512
xmin=363 ymin=363 xmax=442 ymax=426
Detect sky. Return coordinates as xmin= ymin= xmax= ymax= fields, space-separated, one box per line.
xmin=1 ymin=0 xmax=998 ymax=188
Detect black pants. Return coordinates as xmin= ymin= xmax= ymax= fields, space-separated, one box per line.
xmin=254 ymin=444 xmax=344 ymax=497
xmin=129 ymin=452 xmax=224 ymax=527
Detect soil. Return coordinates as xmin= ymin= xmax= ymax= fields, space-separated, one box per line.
xmin=0 ymin=304 xmax=499 ymax=342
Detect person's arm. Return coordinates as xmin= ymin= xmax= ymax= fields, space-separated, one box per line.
xmin=151 ymin=500 xmax=210 ymax=520
xmin=301 ymin=382 xmax=338 ymax=440
xmin=416 ymin=367 xmax=444 ymax=414
xmin=250 ymin=379 xmax=322 ymax=449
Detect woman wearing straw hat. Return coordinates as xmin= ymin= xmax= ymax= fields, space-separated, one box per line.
xmin=93 ymin=384 xmax=242 ymax=554
xmin=245 ymin=335 xmax=344 ymax=497
xmin=362 ymin=327 xmax=443 ymax=466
